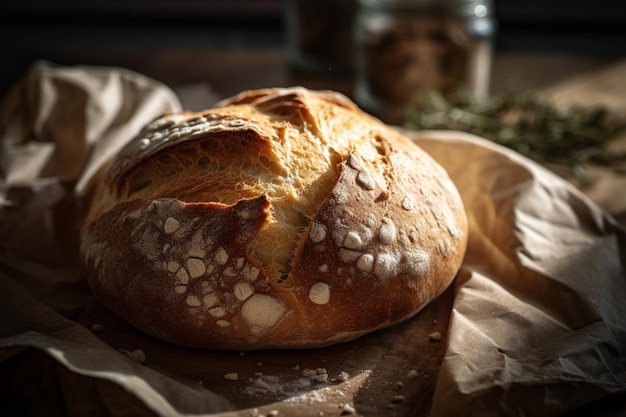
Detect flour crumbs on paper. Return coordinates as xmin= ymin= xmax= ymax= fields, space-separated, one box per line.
xmin=244 ymin=368 xmax=335 ymax=397
xmin=239 ymin=368 xmax=371 ymax=412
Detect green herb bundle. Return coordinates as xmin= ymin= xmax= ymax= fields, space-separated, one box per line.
xmin=406 ymin=90 xmax=626 ymax=183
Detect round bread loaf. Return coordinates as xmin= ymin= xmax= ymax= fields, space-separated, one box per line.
xmin=80 ymin=87 xmax=468 ymax=350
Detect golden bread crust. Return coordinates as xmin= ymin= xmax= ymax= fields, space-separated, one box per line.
xmin=80 ymin=87 xmax=467 ymax=349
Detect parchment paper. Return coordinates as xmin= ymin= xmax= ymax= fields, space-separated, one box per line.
xmin=412 ymin=131 xmax=626 ymax=416
xmin=1 ymin=62 xmax=625 ymax=417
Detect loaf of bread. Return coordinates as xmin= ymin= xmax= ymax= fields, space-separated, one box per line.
xmin=80 ymin=87 xmax=467 ymax=350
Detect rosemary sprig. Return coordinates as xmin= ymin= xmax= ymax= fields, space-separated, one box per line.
xmin=405 ymin=90 xmax=626 ymax=183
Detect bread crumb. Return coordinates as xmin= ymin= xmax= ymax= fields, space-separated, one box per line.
xmin=337 ymin=371 xmax=350 ymax=382
xmin=301 ymin=368 xmax=329 ymax=382
xmin=224 ymin=372 xmax=239 ymax=381
xmin=253 ymin=375 xmax=280 ymax=390
xmin=340 ymin=403 xmax=356 ymax=415
xmin=428 ymin=331 xmax=442 ymax=341
xmin=391 ymin=395 xmax=405 ymax=403
xmin=395 ymin=381 xmax=404 ymax=389
xmin=118 ymin=348 xmax=146 ymax=364
xmin=406 ymin=369 xmax=418 ymax=380
xmin=90 ymin=323 xmax=104 ymax=333
xmin=316 ymin=373 xmax=329 ymax=383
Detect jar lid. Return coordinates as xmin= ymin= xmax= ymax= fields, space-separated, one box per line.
xmin=359 ymin=0 xmax=493 ymax=17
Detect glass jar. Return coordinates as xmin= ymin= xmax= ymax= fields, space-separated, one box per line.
xmin=284 ymin=0 xmax=357 ymax=75
xmin=353 ymin=0 xmax=495 ymax=124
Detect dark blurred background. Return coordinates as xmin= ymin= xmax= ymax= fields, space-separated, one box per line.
xmin=1 ymin=0 xmax=625 ymax=98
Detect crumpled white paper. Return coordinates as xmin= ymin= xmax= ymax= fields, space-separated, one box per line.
xmin=1 ymin=62 xmax=625 ymax=417
xmin=0 ymin=61 xmax=235 ymax=416
xmin=411 ymin=131 xmax=626 ymax=416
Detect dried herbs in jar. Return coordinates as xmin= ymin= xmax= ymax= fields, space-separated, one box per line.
xmin=354 ymin=0 xmax=495 ymax=124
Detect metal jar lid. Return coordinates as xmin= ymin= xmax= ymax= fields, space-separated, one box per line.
xmin=358 ymin=0 xmax=493 ymax=17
